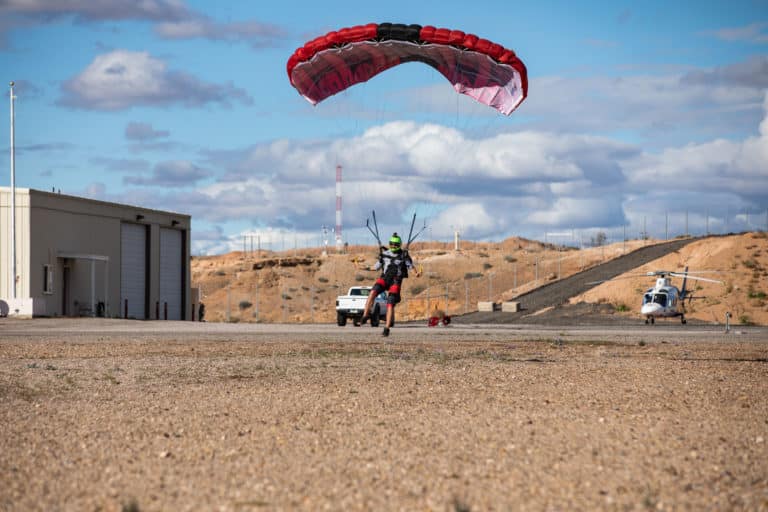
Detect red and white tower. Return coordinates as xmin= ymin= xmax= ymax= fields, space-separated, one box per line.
xmin=335 ymin=164 xmax=343 ymax=251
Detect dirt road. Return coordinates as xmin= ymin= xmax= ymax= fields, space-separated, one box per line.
xmin=1 ymin=319 xmax=767 ymax=511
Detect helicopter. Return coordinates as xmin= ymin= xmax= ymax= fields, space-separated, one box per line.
xmin=590 ymin=267 xmax=723 ymax=324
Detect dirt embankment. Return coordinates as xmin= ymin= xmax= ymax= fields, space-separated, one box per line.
xmin=193 ymin=233 xmax=768 ymax=326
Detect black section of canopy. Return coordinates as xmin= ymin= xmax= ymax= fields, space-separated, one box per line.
xmin=377 ymin=23 xmax=422 ymax=43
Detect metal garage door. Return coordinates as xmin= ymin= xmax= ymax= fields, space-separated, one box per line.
xmin=160 ymin=228 xmax=183 ymax=320
xmin=120 ymin=223 xmax=147 ymax=319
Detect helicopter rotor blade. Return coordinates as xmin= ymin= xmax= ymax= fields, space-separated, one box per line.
xmin=671 ymin=274 xmax=724 ymax=284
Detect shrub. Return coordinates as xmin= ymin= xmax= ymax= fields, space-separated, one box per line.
xmin=464 ymin=272 xmax=483 ymax=279
xmin=318 ymin=277 xmax=329 ymax=283
xmin=410 ymin=284 xmax=426 ymax=295
xmin=743 ymin=259 xmax=758 ymax=269
xmin=238 ymin=300 xmax=252 ymax=310
xmin=354 ymin=274 xmax=366 ymax=282
xmin=615 ymin=303 xmax=629 ymax=312
xmin=504 ymin=255 xmax=517 ymax=263
xmin=482 ymin=262 xmax=493 ymax=270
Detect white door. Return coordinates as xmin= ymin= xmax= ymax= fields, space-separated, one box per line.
xmin=120 ymin=223 xmax=147 ymax=319
xmin=160 ymin=228 xmax=183 ymax=320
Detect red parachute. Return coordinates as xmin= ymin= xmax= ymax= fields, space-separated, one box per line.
xmin=287 ymin=22 xmax=528 ymax=116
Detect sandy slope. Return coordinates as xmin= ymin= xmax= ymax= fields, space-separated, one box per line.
xmin=193 ymin=233 xmax=768 ymax=326
xmin=572 ymin=233 xmax=768 ymax=325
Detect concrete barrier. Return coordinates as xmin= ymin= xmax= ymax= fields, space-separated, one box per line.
xmin=477 ymin=301 xmax=498 ymax=312
xmin=502 ymin=301 xmax=520 ymax=312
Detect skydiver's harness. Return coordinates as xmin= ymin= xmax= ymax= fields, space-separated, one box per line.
xmin=365 ymin=211 xmax=425 ymax=308
xmin=373 ymin=248 xmax=412 ymax=305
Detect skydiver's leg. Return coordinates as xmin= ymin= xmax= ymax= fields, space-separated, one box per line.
xmin=384 ymin=283 xmax=401 ymax=332
xmin=361 ymin=279 xmax=385 ymax=324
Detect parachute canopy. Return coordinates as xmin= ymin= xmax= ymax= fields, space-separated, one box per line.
xmin=287 ymin=22 xmax=528 ymax=116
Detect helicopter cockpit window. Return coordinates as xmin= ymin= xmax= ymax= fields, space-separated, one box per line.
xmin=643 ymin=294 xmax=652 ymax=305
xmin=652 ymin=293 xmax=668 ymax=307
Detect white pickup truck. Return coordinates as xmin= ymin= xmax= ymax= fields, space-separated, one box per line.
xmin=335 ymin=286 xmax=387 ymax=327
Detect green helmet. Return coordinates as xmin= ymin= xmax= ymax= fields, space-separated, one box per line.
xmin=389 ymin=233 xmax=402 ymax=250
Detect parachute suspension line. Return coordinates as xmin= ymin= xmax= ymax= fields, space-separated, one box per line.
xmin=366 ymin=209 xmax=425 ymax=252
xmin=406 ymin=212 xmax=427 ymax=249
xmin=366 ymin=210 xmax=383 ymax=248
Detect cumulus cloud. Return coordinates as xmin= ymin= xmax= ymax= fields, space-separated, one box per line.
xmin=150 ymin=120 xmax=638 ymax=239
xmin=527 ymin=197 xmax=626 ymax=227
xmin=622 ymin=91 xmax=768 ymax=201
xmin=58 ymin=50 xmax=253 ymax=110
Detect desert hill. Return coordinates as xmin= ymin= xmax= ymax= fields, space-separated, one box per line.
xmin=191 ymin=232 xmax=768 ymax=326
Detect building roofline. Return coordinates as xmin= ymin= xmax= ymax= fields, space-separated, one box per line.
xmin=0 ymin=186 xmax=191 ymax=219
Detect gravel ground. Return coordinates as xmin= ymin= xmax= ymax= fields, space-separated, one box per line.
xmin=1 ymin=318 xmax=767 ymax=511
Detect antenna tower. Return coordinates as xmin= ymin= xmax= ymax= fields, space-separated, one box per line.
xmin=335 ymin=164 xmax=343 ymax=251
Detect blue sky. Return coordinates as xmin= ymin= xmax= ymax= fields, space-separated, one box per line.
xmin=1 ymin=0 xmax=767 ymax=254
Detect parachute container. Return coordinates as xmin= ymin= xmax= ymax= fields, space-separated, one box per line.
xmin=287 ymin=22 xmax=528 ymax=116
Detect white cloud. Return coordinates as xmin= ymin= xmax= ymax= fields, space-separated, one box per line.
xmin=622 ymin=91 xmax=768 ymax=199
xmin=59 ymin=50 xmax=252 ymax=110
xmin=430 ymin=203 xmax=499 ymax=239
xmin=528 ymin=197 xmax=625 ymax=227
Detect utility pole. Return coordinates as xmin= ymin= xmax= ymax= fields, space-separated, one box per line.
xmin=9 ymin=81 xmax=16 ymax=299
xmin=706 ymin=210 xmax=709 ymax=235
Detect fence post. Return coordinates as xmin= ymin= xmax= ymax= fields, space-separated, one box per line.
xmin=164 ymin=302 xmax=168 ymax=320
xmin=445 ymin=283 xmax=449 ymax=316
xmin=124 ymin=299 xmax=128 ymax=319
xmin=226 ymin=285 xmax=231 ymax=322
xmin=252 ymin=281 xmax=259 ymax=322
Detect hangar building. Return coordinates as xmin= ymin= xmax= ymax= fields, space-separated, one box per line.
xmin=0 ymin=187 xmax=191 ymax=319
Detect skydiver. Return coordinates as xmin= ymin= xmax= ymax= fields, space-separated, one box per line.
xmin=360 ymin=233 xmax=421 ymax=337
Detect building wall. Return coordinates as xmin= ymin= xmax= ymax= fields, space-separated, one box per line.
xmin=0 ymin=188 xmax=191 ymax=319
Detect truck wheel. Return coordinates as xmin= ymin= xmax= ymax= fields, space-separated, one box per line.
xmin=370 ymin=306 xmax=380 ymax=327
xmin=337 ymin=312 xmax=347 ymax=326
